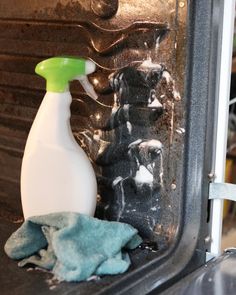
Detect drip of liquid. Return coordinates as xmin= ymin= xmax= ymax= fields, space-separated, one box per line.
xmin=155 ymin=35 xmax=161 ymax=50
xmin=159 ymin=152 xmax=164 ymax=186
xmin=170 ymin=102 xmax=175 ymax=144
xmin=112 ymin=93 xmax=119 ymax=114
xmin=126 ymin=121 xmax=132 ymax=134
xmin=112 ymin=176 xmax=126 ymax=221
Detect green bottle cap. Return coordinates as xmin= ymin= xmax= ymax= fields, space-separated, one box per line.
xmin=35 ymin=57 xmax=96 ymax=93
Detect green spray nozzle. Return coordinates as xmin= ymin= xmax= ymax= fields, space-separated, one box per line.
xmin=35 ymin=57 xmax=97 ymax=98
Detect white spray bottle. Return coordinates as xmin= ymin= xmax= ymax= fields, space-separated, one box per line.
xmin=21 ymin=57 xmax=98 ymax=219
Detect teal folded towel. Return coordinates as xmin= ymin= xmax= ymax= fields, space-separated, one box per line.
xmin=4 ymin=212 xmax=142 ymax=282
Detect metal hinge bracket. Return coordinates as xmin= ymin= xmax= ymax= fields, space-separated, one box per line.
xmin=209 ymin=182 xmax=236 ymax=201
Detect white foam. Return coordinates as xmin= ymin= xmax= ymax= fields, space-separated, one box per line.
xmin=147 ymin=163 xmax=155 ymax=171
xmin=148 ymin=97 xmax=163 ymax=108
xmin=173 ymin=89 xmax=181 ymax=101
xmin=123 ymin=104 xmax=129 ymax=111
xmin=139 ymin=58 xmax=162 ymax=69
xmin=113 ymin=176 xmax=123 ymax=186
xmin=139 ymin=139 xmax=163 ymax=149
xmin=176 ymin=127 xmax=185 ymax=134
xmin=162 ymin=70 xmax=172 ymax=83
xmin=156 ymin=36 xmax=161 ymax=50
xmin=112 ymin=93 xmax=119 ymax=114
xmin=126 ymin=121 xmax=132 ymax=134
xmin=171 ymin=183 xmax=177 ymax=190
xmin=128 ymin=139 xmax=142 ymax=148
xmin=134 ymin=165 xmax=154 ymax=184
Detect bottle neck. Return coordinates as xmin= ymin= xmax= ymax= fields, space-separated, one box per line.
xmin=27 ymin=91 xmax=78 ymax=150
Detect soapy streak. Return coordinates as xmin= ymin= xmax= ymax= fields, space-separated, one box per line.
xmin=112 ymin=176 xmax=127 ymax=221
xmin=112 ymin=93 xmax=119 ymax=114
xmin=170 ymin=102 xmax=175 ymax=145
xmin=176 ymin=127 xmax=185 ymax=134
xmin=93 ymin=60 xmax=180 ymax=221
xmin=162 ymin=70 xmax=172 ymax=83
xmin=126 ymin=121 xmax=132 ymax=134
xmin=111 ymin=139 xmax=163 ymax=220
xmin=156 ymin=36 xmax=161 ymax=50
xmin=139 ymin=58 xmax=162 ymax=70
xmin=139 ymin=139 xmax=163 ymax=149
xmin=128 ymin=139 xmax=163 ymax=186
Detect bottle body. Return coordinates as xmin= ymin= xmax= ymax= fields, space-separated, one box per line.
xmin=21 ymin=92 xmax=97 ymax=219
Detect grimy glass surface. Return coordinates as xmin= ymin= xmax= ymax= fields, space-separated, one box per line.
xmin=0 ymin=0 xmax=187 ymax=251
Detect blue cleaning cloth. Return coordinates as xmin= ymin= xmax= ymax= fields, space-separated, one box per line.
xmin=4 ymin=212 xmax=142 ymax=282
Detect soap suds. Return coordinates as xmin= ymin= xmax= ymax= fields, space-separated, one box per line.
xmin=139 ymin=139 xmax=163 ymax=150
xmin=176 ymin=127 xmax=185 ymax=134
xmin=155 ymin=36 xmax=161 ymax=50
xmin=112 ymin=176 xmax=126 ymax=221
xmin=126 ymin=121 xmax=132 ymax=134
xmin=128 ymin=139 xmax=142 ymax=148
xmin=173 ymin=89 xmax=181 ymax=101
xmin=139 ymin=58 xmax=162 ymax=70
xmin=112 ymin=93 xmax=119 ymax=114
xmin=162 ymin=70 xmax=172 ymax=83
xmin=147 ymin=163 xmax=155 ymax=171
xmin=148 ymin=97 xmax=163 ymax=108
xmin=171 ymin=183 xmax=177 ymax=190
xmin=87 ymin=275 xmax=100 ymax=282
xmin=113 ymin=176 xmax=123 ymax=187
xmin=123 ymin=104 xmax=131 ymax=134
xmin=45 ymin=276 xmax=62 ymax=290
xmin=123 ymin=104 xmax=129 ymax=111
xmin=134 ymin=165 xmax=154 ymax=185
xmin=129 ymin=139 xmax=163 ymax=186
